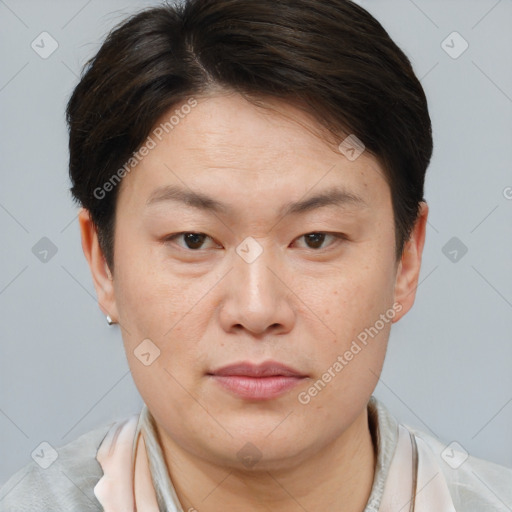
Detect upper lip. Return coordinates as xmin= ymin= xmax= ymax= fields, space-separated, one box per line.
xmin=209 ymin=360 xmax=307 ymax=378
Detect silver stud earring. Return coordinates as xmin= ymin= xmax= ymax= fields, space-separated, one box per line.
xmin=106 ymin=315 xmax=115 ymax=326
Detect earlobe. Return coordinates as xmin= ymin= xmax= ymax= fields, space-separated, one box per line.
xmin=78 ymin=208 xmax=118 ymax=323
xmin=392 ymin=202 xmax=429 ymax=323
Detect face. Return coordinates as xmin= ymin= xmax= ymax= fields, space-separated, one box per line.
xmin=80 ymin=92 xmax=427 ymax=471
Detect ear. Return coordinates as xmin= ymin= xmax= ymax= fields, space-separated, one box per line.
xmin=78 ymin=208 xmax=118 ymax=322
xmin=392 ymin=201 xmax=428 ymax=323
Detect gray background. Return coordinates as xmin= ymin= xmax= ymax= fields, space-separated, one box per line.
xmin=1 ymin=0 xmax=511 ymax=486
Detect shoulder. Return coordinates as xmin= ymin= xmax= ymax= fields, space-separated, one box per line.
xmin=409 ymin=425 xmax=512 ymax=511
xmin=0 ymin=421 xmax=115 ymax=512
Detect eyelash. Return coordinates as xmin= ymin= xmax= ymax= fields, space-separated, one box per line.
xmin=163 ymin=232 xmax=348 ymax=251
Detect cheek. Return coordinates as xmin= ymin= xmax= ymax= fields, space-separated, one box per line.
xmin=300 ymin=274 xmax=393 ymax=412
xmin=113 ymin=243 xmax=184 ymax=333
xmin=300 ymin=251 xmax=397 ymax=389
xmin=313 ymin=262 xmax=396 ymax=334
xmin=113 ymin=257 xmax=210 ymax=377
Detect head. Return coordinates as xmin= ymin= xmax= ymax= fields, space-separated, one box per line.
xmin=71 ymin=0 xmax=431 ymax=471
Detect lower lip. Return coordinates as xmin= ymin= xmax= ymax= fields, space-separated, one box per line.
xmin=210 ymin=375 xmax=304 ymax=400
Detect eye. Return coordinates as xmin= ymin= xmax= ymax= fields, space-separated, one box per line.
xmin=164 ymin=232 xmax=217 ymax=250
xmin=163 ymin=231 xmax=346 ymax=252
xmin=294 ymin=232 xmax=346 ymax=250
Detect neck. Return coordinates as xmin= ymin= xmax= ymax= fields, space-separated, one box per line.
xmin=155 ymin=406 xmax=376 ymax=512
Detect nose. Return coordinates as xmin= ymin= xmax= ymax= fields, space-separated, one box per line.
xmin=218 ymin=240 xmax=296 ymax=337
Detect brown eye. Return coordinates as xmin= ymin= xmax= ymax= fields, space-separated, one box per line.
xmin=294 ymin=232 xmax=347 ymax=250
xmin=182 ymin=233 xmax=207 ymax=249
xmin=304 ymin=233 xmax=327 ymax=249
xmin=165 ymin=232 xmax=213 ymax=250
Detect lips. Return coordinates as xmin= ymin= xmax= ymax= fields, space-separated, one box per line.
xmin=208 ymin=361 xmax=307 ymax=378
xmin=208 ymin=361 xmax=307 ymax=400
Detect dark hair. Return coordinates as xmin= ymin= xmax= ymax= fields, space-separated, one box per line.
xmin=67 ymin=0 xmax=432 ymax=272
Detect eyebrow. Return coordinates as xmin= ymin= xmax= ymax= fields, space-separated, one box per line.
xmin=145 ymin=184 xmax=368 ymax=217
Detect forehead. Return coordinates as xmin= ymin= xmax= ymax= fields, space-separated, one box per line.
xmin=116 ymin=93 xmax=390 ymax=216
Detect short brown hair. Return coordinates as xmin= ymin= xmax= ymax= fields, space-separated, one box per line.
xmin=66 ymin=0 xmax=432 ymax=271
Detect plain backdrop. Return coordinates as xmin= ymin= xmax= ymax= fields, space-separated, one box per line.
xmin=1 ymin=0 xmax=511 ymax=485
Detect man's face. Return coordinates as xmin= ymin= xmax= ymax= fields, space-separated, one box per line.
xmin=94 ymin=92 xmax=419 ymax=470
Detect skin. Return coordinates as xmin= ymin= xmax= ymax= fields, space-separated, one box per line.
xmin=79 ymin=91 xmax=428 ymax=512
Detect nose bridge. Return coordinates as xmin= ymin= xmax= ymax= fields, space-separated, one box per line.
xmin=234 ymin=236 xmax=281 ymax=307
xmin=219 ymin=236 xmax=293 ymax=334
